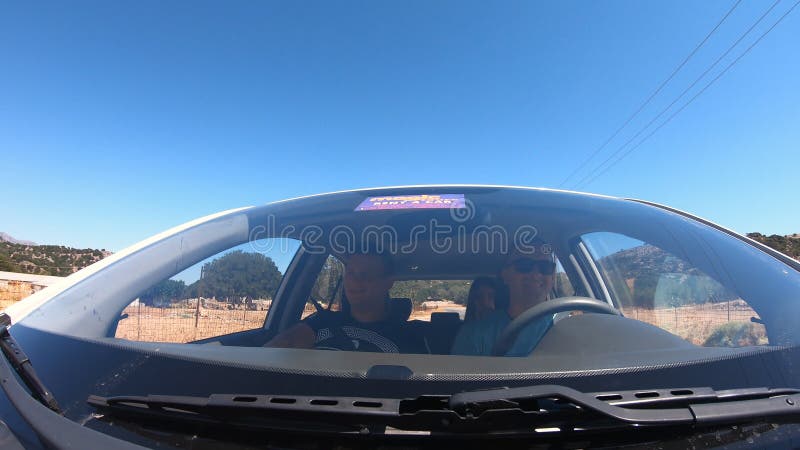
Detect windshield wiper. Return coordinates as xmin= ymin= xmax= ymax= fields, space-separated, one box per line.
xmin=449 ymin=384 xmax=800 ymax=427
xmin=87 ymin=384 xmax=800 ymax=435
xmin=0 ymin=313 xmax=62 ymax=414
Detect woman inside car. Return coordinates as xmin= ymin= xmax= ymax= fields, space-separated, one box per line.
xmin=464 ymin=276 xmax=500 ymax=322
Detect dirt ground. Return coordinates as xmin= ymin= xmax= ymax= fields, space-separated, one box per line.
xmin=115 ymin=303 xmax=464 ymax=342
xmin=620 ymin=303 xmax=765 ymax=345
xmin=115 ymin=304 xmax=269 ymax=342
xmin=0 ymin=300 xmax=17 ymax=311
xmin=113 ymin=301 xmax=764 ymax=346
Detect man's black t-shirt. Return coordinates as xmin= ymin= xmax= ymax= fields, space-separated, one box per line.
xmin=303 ymin=310 xmax=429 ymax=354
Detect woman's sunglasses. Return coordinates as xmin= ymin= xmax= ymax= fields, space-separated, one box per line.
xmin=507 ymin=258 xmax=556 ymax=275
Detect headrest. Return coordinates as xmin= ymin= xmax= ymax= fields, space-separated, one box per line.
xmin=340 ymin=294 xmax=413 ymax=321
xmin=389 ymin=297 xmax=413 ymax=321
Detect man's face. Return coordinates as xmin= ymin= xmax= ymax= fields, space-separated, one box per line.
xmin=343 ymin=254 xmax=394 ymax=307
xmin=500 ymin=251 xmax=556 ymax=302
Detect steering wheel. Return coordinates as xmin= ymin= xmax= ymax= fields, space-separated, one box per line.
xmin=491 ymin=296 xmax=621 ymax=356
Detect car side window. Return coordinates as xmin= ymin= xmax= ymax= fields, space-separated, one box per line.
xmin=553 ymin=257 xmax=576 ymax=298
xmin=114 ymin=238 xmax=301 ymax=343
xmin=304 ymin=254 xmax=345 ymax=318
xmin=581 ymin=232 xmax=768 ymax=347
xmin=390 ymin=280 xmax=470 ymax=321
xmin=388 ymin=257 xmax=573 ymax=322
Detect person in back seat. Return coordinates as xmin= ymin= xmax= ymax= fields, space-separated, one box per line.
xmin=265 ymin=251 xmax=430 ymax=354
xmin=464 ymin=277 xmax=499 ymax=322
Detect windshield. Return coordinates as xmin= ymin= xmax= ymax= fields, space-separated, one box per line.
xmin=7 ymin=187 xmax=800 ymax=445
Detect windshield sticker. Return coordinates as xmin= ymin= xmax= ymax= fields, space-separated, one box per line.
xmin=356 ymin=194 xmax=466 ymax=211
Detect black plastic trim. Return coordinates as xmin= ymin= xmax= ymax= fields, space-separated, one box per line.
xmin=0 ymin=349 xmax=146 ymax=449
xmin=87 ymin=385 xmax=800 ymax=434
xmin=0 ymin=419 xmax=25 ymax=450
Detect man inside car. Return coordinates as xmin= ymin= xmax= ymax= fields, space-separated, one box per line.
xmin=451 ymin=240 xmax=556 ymax=356
xmin=265 ymin=251 xmax=429 ymax=353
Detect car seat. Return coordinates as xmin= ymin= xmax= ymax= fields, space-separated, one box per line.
xmin=426 ymin=312 xmax=462 ymax=354
xmin=339 ymin=294 xmax=413 ymax=321
xmin=388 ymin=297 xmax=413 ymax=321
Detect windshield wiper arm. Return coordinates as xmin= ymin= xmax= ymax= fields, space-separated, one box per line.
xmin=450 ymin=384 xmax=800 ymax=427
xmin=88 ymin=393 xmax=420 ymax=434
xmin=0 ymin=313 xmax=62 ymax=414
xmin=88 ymin=384 xmax=800 ymax=435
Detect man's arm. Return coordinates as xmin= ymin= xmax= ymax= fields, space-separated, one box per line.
xmin=264 ymin=322 xmax=316 ymax=348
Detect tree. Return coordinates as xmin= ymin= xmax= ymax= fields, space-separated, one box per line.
xmin=747 ymin=232 xmax=800 ymax=260
xmin=188 ymin=251 xmax=282 ymax=303
xmin=311 ymin=256 xmax=344 ymax=304
xmin=632 ymin=274 xmax=658 ymax=308
xmin=138 ymin=279 xmax=187 ymax=306
xmin=0 ymin=254 xmax=19 ymax=272
xmin=390 ymin=279 xmax=471 ymax=305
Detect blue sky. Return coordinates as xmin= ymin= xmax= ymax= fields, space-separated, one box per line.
xmin=2 ymin=1 xmax=798 ymax=252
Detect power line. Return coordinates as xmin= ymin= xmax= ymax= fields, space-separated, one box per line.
xmin=572 ymin=0 xmax=782 ymax=189
xmin=558 ymin=0 xmax=742 ymax=188
xmin=577 ymin=0 xmax=800 ymax=189
xmin=578 ymin=0 xmax=797 ymax=189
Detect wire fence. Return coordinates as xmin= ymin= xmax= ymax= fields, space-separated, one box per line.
xmin=115 ymin=299 xmax=269 ymax=343
xmin=620 ymin=300 xmax=766 ymax=346
xmin=115 ymin=298 xmax=766 ymax=347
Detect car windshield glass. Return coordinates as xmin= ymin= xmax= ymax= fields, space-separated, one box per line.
xmin=10 ymin=188 xmax=800 ymax=388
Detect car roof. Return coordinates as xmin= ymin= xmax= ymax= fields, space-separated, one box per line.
xmin=254 ymin=186 xmax=635 ymax=280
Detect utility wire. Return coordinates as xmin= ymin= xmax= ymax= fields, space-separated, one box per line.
xmin=558 ymin=0 xmax=742 ymax=188
xmin=577 ymin=0 xmax=800 ymax=189
xmin=572 ymin=0 xmax=782 ymax=189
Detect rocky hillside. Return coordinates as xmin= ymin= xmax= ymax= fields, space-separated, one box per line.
xmin=746 ymin=233 xmax=800 ymax=260
xmin=0 ymin=233 xmax=111 ymax=276
xmin=0 ymin=231 xmax=796 ymax=296
xmin=598 ymin=232 xmax=798 ymax=307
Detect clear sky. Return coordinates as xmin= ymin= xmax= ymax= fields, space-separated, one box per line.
xmin=2 ymin=1 xmax=798 ymax=252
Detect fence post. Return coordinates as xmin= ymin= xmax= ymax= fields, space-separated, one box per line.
xmin=195 ymin=297 xmax=201 ymax=328
xmin=194 ymin=297 xmax=201 ymax=342
xmin=674 ymin=306 xmax=678 ymax=331
xmin=137 ymin=300 xmax=141 ymax=341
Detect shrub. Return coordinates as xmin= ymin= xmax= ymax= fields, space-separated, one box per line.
xmin=703 ymin=321 xmax=767 ymax=347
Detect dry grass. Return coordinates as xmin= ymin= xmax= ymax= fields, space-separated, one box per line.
xmin=52 ymin=299 xmax=767 ymax=347
xmin=115 ymin=303 xmax=268 ymax=343
xmin=620 ymin=302 xmax=766 ymax=346
xmin=0 ymin=300 xmax=17 ymax=311
xmin=409 ymin=305 xmax=464 ymax=321
xmin=114 ymin=303 xmax=466 ymax=343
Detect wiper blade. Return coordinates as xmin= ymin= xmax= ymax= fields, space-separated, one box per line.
xmin=88 ymin=393 xmax=437 ymax=434
xmin=0 ymin=313 xmax=62 ymax=414
xmin=450 ymin=385 xmax=800 ymax=427
xmin=88 ymin=385 xmax=800 ymax=435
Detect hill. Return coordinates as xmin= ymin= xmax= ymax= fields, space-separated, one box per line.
xmin=746 ymin=233 xmax=800 ymax=260
xmin=0 ymin=232 xmax=37 ymax=246
xmin=597 ymin=232 xmax=799 ymax=308
xmin=0 ymin=237 xmax=111 ymax=277
xmin=0 ymin=231 xmax=796 ymax=301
